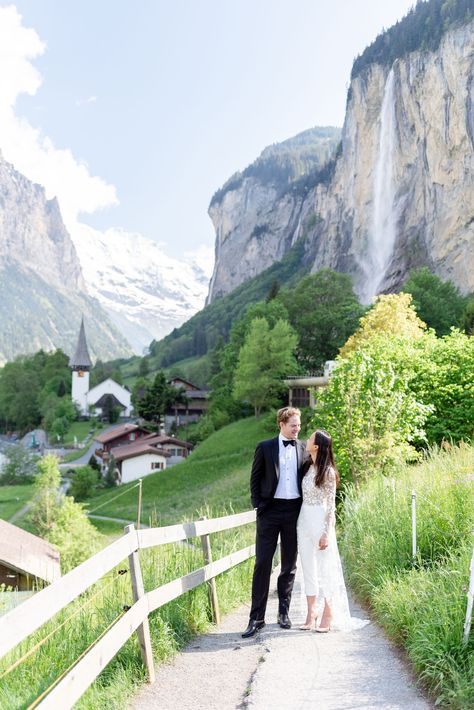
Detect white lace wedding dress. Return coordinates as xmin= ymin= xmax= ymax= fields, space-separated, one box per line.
xmin=297 ymin=465 xmax=369 ymax=632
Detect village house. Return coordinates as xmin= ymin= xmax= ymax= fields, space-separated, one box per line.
xmin=108 ymin=441 xmax=170 ymax=484
xmin=94 ymin=424 xmax=192 ymax=484
xmin=165 ymin=376 xmax=210 ymax=430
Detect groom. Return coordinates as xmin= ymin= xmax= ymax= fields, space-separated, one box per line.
xmin=242 ymin=406 xmax=308 ymax=638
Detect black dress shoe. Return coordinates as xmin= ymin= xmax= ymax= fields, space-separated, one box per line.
xmin=277 ymin=612 xmax=292 ymax=629
xmin=241 ymin=619 xmax=265 ymax=638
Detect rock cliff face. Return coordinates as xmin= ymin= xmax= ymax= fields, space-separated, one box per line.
xmin=208 ymin=21 xmax=474 ymax=303
xmin=0 ymin=153 xmax=131 ymax=364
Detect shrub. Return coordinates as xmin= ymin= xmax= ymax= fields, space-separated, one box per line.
xmin=68 ymin=466 xmax=99 ymax=501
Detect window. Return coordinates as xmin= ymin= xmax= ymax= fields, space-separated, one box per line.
xmin=151 ymin=461 xmax=164 ymax=470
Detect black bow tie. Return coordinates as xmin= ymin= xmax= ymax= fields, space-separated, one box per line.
xmin=283 ymin=439 xmax=296 ymax=447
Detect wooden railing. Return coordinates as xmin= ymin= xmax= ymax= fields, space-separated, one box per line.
xmin=0 ymin=510 xmax=256 ymax=709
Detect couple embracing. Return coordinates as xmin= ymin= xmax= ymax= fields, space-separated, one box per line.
xmin=242 ymin=406 xmax=364 ymax=638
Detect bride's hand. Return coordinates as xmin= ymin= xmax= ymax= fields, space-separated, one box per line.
xmin=318 ymin=532 xmax=329 ymax=550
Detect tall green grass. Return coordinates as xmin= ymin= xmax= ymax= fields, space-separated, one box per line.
xmin=340 ymin=443 xmax=474 ymax=709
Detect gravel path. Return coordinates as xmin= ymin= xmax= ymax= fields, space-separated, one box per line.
xmin=129 ymin=565 xmax=435 ymax=710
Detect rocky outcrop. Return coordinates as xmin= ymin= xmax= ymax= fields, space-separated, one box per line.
xmin=0 ymin=153 xmax=132 ymax=364
xmin=207 ymin=127 xmax=340 ymax=301
xmin=207 ymin=21 xmax=474 ymax=303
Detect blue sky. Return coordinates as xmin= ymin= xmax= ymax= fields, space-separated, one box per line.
xmin=1 ymin=0 xmax=415 ymax=266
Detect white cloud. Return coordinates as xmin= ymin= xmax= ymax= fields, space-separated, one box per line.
xmin=0 ymin=6 xmax=117 ymax=226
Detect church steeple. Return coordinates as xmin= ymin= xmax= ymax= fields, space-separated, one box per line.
xmin=70 ymin=318 xmax=91 ymax=415
xmin=70 ymin=317 xmax=92 ymax=371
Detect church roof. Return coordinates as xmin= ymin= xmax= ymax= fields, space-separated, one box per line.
xmin=69 ymin=318 xmax=92 ymax=369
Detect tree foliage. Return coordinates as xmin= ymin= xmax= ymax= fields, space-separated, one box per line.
xmin=233 ymin=317 xmax=298 ymax=417
xmin=29 ymin=454 xmax=103 ymax=572
xmin=402 ymin=267 xmax=467 ymax=335
xmin=351 ymin=0 xmax=474 ymax=80
xmin=340 ymin=293 xmax=426 ymax=357
xmin=280 ymin=269 xmax=365 ymax=371
xmin=0 ymin=349 xmax=71 ymax=434
xmin=0 ymin=444 xmax=39 ymax=485
xmin=134 ymin=371 xmax=187 ymax=425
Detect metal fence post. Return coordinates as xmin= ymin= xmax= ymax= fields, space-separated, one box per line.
xmin=200 ymin=516 xmax=221 ymax=625
xmin=411 ymin=490 xmax=417 ymax=561
xmin=125 ymin=523 xmax=155 ymax=683
xmin=463 ymin=543 xmax=474 ymax=646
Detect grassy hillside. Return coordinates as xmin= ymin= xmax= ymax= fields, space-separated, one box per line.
xmin=83 ymin=416 xmax=275 ymax=526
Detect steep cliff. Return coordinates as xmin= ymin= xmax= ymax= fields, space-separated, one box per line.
xmin=207 ymin=17 xmax=474 ymax=304
xmin=0 ymin=153 xmax=132 ymax=364
xmin=207 ymin=127 xmax=340 ymax=301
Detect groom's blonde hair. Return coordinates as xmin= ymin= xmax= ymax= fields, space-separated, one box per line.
xmin=276 ymin=407 xmax=301 ymax=425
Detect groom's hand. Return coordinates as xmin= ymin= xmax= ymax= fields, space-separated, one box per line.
xmin=318 ymin=532 xmax=329 ymax=550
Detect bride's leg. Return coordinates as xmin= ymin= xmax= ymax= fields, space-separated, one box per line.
xmin=319 ymin=599 xmax=332 ymax=629
xmin=304 ymin=595 xmax=317 ymax=625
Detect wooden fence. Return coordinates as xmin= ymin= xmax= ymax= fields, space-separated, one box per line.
xmin=0 ymin=509 xmax=256 ymax=709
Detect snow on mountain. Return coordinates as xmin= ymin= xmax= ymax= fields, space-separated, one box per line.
xmin=71 ymin=224 xmax=213 ymax=354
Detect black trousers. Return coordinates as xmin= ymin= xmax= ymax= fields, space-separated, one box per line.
xmin=249 ymin=498 xmax=302 ymax=621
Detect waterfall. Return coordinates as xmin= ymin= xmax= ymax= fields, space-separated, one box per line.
xmin=361 ymin=68 xmax=398 ymax=303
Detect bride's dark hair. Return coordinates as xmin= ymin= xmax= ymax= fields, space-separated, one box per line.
xmin=304 ymin=429 xmax=340 ymax=487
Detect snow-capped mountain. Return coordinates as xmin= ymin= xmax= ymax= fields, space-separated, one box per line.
xmin=71 ymin=224 xmax=213 ymax=354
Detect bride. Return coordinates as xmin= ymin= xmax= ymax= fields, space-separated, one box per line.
xmin=297 ymin=429 xmax=368 ymax=632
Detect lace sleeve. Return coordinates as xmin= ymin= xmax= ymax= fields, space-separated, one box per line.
xmin=323 ymin=468 xmax=336 ymax=534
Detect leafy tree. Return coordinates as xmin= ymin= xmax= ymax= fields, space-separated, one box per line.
xmin=29 ymin=454 xmax=63 ymax=535
xmin=411 ymin=329 xmax=474 ymax=444
xmin=47 ymin=496 xmax=103 ymax=572
xmin=402 ymin=267 xmax=467 ymax=335
xmin=460 ymin=296 xmax=474 ymax=335
xmin=209 ymin=299 xmax=290 ymax=423
xmin=280 ymin=269 xmax=365 ymax=371
xmin=29 ymin=454 xmax=103 ymax=571
xmin=233 ymin=317 xmax=298 ymax=417
xmin=0 ymin=444 xmax=38 ymax=485
xmin=68 ymin=466 xmax=99 ymax=501
xmin=340 ymin=293 xmax=426 ymax=357
xmin=315 ymin=336 xmax=433 ymax=484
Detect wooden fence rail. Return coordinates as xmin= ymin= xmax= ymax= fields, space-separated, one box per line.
xmin=0 ymin=509 xmax=256 ymax=709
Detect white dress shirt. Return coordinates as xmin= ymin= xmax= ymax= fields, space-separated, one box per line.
xmin=274 ymin=434 xmax=300 ymax=499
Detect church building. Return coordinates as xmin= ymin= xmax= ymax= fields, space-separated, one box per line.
xmin=70 ymin=319 xmax=132 ymax=418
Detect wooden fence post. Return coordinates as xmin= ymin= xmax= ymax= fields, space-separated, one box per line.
xmin=411 ymin=490 xmax=417 ymax=561
xmin=125 ymin=524 xmax=155 ymax=683
xmin=463 ymin=544 xmax=474 ymax=646
xmin=200 ymin=517 xmax=221 ymax=625
xmin=137 ymin=479 xmax=143 ymax=530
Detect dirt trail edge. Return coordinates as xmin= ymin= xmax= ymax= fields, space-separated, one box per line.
xmin=129 ymin=565 xmax=435 ymax=710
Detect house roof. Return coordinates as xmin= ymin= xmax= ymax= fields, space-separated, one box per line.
xmin=110 ymin=442 xmax=171 ymax=462
xmin=69 ymin=317 xmax=92 ymax=369
xmin=94 ymin=424 xmax=151 ymax=444
xmin=142 ymin=434 xmax=192 ymax=449
xmin=169 ymin=377 xmax=200 ymax=390
xmin=0 ymin=520 xmax=61 ymax=583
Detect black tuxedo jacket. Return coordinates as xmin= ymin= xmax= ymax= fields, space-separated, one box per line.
xmin=250 ymin=436 xmax=309 ymax=512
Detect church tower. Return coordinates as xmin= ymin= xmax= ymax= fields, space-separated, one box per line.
xmin=70 ymin=317 xmax=92 ymax=415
